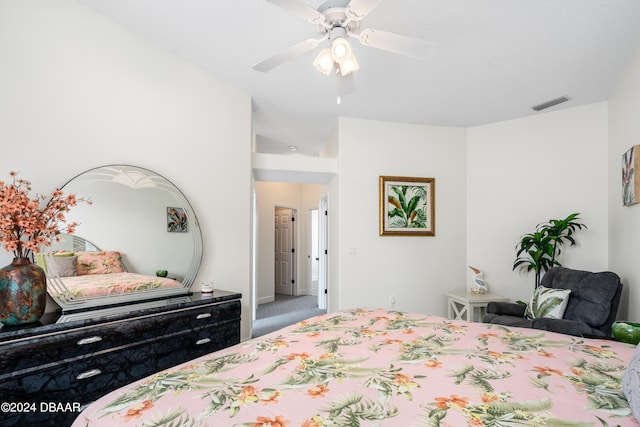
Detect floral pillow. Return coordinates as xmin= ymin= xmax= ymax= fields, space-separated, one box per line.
xmin=76 ymin=251 xmax=125 ymax=275
xmin=525 ymin=285 xmax=572 ymax=319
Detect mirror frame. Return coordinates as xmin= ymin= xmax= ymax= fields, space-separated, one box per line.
xmin=43 ymin=165 xmax=203 ymax=313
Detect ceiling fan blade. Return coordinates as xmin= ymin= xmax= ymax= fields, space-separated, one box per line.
xmin=346 ymin=0 xmax=383 ymax=19
xmin=266 ymin=0 xmax=324 ymax=24
xmin=253 ymin=38 xmax=322 ymax=72
xmin=358 ymin=29 xmax=437 ymax=60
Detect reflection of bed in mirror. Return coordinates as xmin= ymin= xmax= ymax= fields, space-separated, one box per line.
xmin=39 ymin=165 xmax=203 ymax=319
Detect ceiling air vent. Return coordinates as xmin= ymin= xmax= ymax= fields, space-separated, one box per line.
xmin=532 ymin=96 xmax=571 ymax=112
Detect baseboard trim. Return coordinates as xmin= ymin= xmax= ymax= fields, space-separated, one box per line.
xmin=258 ymin=295 xmax=275 ymax=305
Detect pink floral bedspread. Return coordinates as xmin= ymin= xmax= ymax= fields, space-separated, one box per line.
xmin=72 ymin=308 xmax=639 ymax=426
xmin=53 ymin=272 xmax=182 ymax=298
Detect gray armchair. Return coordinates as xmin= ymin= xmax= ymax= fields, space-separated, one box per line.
xmin=483 ymin=267 xmax=623 ymax=338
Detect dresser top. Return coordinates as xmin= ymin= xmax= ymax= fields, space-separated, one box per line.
xmin=0 ymin=290 xmax=241 ymax=343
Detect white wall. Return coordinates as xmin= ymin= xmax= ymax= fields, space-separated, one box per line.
xmin=254 ymin=182 xmax=327 ymax=308
xmin=609 ymin=44 xmax=640 ymax=321
xmin=467 ymin=103 xmax=609 ymax=305
xmin=0 ymin=1 xmax=254 ymax=339
xmin=335 ymin=118 xmax=467 ymax=317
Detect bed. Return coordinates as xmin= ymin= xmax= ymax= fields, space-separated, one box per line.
xmin=49 ymin=271 xmax=183 ymax=298
xmin=36 ymin=249 xmax=187 ymax=313
xmin=71 ymin=308 xmax=640 ymax=426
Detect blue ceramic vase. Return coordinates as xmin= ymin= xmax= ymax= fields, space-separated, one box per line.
xmin=0 ymin=257 xmax=47 ymax=325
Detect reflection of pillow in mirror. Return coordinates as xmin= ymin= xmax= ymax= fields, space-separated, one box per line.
xmin=48 ymin=254 xmax=78 ymax=277
xmin=76 ymin=251 xmax=125 ymax=275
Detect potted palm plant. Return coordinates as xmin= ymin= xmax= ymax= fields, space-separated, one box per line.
xmin=513 ymin=213 xmax=586 ymax=288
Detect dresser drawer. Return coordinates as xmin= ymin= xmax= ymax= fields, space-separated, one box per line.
xmin=154 ymin=318 xmax=241 ymax=370
xmin=0 ymin=300 xmax=241 ymax=375
xmin=0 ymin=318 xmax=241 ymax=401
xmin=154 ymin=299 xmax=241 ymax=336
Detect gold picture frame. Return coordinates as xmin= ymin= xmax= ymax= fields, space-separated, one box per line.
xmin=379 ymin=176 xmax=435 ymax=236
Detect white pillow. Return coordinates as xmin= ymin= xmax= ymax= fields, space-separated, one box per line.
xmin=525 ymin=285 xmax=571 ymax=319
xmin=623 ymin=344 xmax=640 ymax=420
xmin=47 ymin=254 xmax=78 ymax=277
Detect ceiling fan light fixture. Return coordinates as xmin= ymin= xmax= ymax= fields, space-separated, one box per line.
xmin=338 ymin=54 xmax=359 ymax=76
xmin=331 ymin=37 xmax=352 ymax=63
xmin=313 ymin=48 xmax=334 ymax=75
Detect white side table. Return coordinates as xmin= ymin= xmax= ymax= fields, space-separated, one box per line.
xmin=446 ymin=291 xmax=509 ymax=322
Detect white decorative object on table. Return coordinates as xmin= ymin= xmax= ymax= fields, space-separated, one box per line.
xmin=201 ymin=281 xmax=214 ymax=294
xmin=468 ymin=266 xmax=488 ymax=294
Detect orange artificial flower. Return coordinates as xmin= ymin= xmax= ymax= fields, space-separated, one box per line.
xmin=0 ymin=171 xmax=90 ymax=259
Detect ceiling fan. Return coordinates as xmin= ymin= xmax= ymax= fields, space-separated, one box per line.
xmin=253 ymin=0 xmax=437 ymax=75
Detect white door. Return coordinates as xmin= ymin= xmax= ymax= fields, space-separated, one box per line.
xmin=318 ymin=196 xmax=328 ymax=310
xmin=274 ymin=207 xmax=295 ymax=295
xmin=309 ymin=209 xmax=319 ymax=296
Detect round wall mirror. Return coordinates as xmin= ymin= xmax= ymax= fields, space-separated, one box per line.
xmin=45 ymin=165 xmax=203 ymax=312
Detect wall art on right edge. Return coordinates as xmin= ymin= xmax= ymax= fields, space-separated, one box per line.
xmin=622 ymin=145 xmax=640 ymax=206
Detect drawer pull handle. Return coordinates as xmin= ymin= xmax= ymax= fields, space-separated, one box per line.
xmin=196 ymin=313 xmax=212 ymax=320
xmin=77 ymin=336 xmax=103 ymax=345
xmin=76 ymin=369 xmax=102 ymax=380
xmin=196 ymin=338 xmax=211 ymax=346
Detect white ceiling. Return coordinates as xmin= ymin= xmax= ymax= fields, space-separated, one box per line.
xmin=78 ymin=0 xmax=640 ymax=156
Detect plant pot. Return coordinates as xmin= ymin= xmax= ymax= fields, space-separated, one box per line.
xmin=0 ymin=257 xmax=47 ymax=325
xmin=612 ymin=321 xmax=640 ymax=345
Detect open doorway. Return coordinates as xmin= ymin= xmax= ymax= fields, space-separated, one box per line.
xmin=252 ymin=182 xmax=328 ymax=338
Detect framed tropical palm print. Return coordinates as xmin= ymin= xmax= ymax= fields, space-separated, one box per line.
xmin=379 ymin=176 xmax=435 ymax=236
xmin=623 ymin=145 xmax=640 ymax=206
xmin=167 ymin=207 xmax=188 ymax=232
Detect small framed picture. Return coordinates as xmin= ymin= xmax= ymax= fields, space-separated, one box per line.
xmin=167 ymin=207 xmax=187 ymax=232
xmin=379 ymin=176 xmax=435 ymax=236
xmin=623 ymin=145 xmax=640 ymax=206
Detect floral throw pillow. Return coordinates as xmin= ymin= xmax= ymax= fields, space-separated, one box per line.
xmin=76 ymin=251 xmax=125 ymax=275
xmin=525 ymin=286 xmax=572 ymax=319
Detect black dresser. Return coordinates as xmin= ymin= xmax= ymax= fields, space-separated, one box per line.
xmin=0 ymin=290 xmax=242 ymax=427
